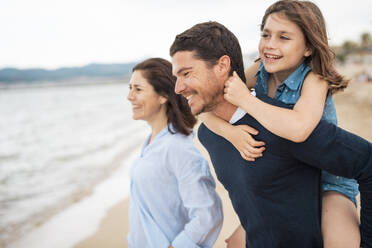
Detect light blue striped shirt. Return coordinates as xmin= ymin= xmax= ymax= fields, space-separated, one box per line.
xmin=128 ymin=125 xmax=223 ymax=248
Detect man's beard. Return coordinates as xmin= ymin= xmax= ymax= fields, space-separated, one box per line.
xmin=195 ymin=92 xmax=223 ymax=116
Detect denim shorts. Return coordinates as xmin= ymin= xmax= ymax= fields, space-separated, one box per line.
xmin=321 ymin=170 xmax=359 ymax=206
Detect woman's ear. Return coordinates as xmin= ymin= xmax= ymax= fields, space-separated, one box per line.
xmin=159 ymin=95 xmax=167 ymax=105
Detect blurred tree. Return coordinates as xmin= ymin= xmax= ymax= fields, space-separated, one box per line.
xmin=361 ymin=32 xmax=371 ymax=47
xmin=335 ymin=53 xmax=347 ymax=65
xmin=342 ymin=40 xmax=358 ymax=54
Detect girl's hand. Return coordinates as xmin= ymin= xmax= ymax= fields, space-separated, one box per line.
xmin=227 ymin=125 xmax=265 ymax=161
xmin=224 ymin=71 xmax=251 ymax=107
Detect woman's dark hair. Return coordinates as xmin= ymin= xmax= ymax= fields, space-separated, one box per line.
xmin=132 ymin=58 xmax=196 ymax=135
xmin=260 ymin=0 xmax=349 ymax=94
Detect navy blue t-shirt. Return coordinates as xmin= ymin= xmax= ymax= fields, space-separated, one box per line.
xmin=198 ymin=93 xmax=372 ymax=248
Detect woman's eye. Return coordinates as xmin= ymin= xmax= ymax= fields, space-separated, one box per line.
xmin=280 ymin=36 xmax=290 ymax=40
xmin=183 ymin=72 xmax=189 ymax=77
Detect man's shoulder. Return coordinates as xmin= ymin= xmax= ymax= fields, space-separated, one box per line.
xmin=255 ymin=92 xmax=292 ymax=109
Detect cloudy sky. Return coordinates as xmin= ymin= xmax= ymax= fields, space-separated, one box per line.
xmin=1 ymin=0 xmax=372 ymax=69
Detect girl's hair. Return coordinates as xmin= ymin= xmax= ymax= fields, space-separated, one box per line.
xmin=261 ymin=0 xmax=349 ymax=94
xmin=132 ymin=58 xmax=196 ymax=135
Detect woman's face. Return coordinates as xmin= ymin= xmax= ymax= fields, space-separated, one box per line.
xmin=127 ymin=70 xmax=167 ymax=122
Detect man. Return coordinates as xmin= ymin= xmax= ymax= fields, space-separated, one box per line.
xmin=170 ymin=21 xmax=372 ymax=248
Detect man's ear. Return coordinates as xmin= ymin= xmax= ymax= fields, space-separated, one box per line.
xmin=215 ymin=55 xmax=231 ymax=77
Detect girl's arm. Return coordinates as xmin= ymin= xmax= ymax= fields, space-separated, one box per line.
xmin=244 ymin=60 xmax=261 ymax=89
xmin=199 ymin=113 xmax=265 ymax=161
xmin=224 ymin=71 xmax=328 ymax=143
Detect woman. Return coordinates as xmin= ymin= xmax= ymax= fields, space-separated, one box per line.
xmin=126 ymin=58 xmax=223 ymax=248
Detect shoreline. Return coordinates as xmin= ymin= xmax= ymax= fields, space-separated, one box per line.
xmin=7 ymin=149 xmax=140 ymax=248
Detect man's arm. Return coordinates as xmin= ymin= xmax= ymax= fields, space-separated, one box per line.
xmin=289 ymin=121 xmax=372 ymax=247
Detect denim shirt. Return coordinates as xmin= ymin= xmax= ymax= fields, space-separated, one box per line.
xmin=255 ymin=62 xmax=338 ymax=125
xmin=128 ymin=125 xmax=223 ymax=248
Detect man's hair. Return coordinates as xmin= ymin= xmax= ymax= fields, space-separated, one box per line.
xmin=170 ymin=21 xmax=246 ymax=83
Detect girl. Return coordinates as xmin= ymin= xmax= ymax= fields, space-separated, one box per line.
xmin=127 ymin=58 xmax=223 ymax=248
xmin=202 ymin=1 xmax=360 ymax=247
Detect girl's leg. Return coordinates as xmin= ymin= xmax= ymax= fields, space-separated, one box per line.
xmin=225 ymin=225 xmax=246 ymax=248
xmin=322 ymin=191 xmax=360 ymax=248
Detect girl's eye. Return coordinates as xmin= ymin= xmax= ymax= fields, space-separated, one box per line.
xmin=261 ymin=33 xmax=269 ymax=38
xmin=280 ymin=36 xmax=290 ymax=40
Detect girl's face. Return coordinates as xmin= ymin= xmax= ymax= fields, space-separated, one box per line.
xmin=127 ymin=70 xmax=167 ymax=122
xmin=259 ymin=12 xmax=312 ymax=80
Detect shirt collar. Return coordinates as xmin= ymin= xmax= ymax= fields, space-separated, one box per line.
xmin=281 ymin=63 xmax=307 ymax=90
xmin=229 ymin=107 xmax=247 ymax=124
xmin=141 ymin=124 xmax=171 ymax=156
xmin=256 ymin=62 xmax=308 ymax=91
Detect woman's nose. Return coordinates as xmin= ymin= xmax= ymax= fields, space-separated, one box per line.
xmin=127 ymin=90 xmax=134 ymax=101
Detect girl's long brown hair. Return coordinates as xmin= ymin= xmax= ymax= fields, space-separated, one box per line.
xmin=133 ymin=58 xmax=196 ymax=135
xmin=261 ymin=0 xmax=349 ymax=94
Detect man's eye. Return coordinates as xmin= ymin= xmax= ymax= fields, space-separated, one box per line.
xmin=183 ymin=72 xmax=189 ymax=77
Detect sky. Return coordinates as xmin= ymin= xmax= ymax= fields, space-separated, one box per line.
xmin=1 ymin=0 xmax=372 ymax=69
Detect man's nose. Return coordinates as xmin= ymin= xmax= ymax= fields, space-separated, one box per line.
xmin=175 ymin=78 xmax=186 ymax=94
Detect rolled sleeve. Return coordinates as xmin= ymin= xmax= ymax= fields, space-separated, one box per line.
xmin=171 ymin=150 xmax=223 ymax=247
xmin=172 ymin=232 xmax=201 ymax=248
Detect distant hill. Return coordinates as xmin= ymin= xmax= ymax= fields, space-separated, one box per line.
xmin=0 ymin=52 xmax=260 ymax=84
xmin=0 ymin=63 xmax=136 ymax=83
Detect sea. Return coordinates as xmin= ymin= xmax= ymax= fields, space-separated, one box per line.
xmin=0 ymin=81 xmax=149 ymax=247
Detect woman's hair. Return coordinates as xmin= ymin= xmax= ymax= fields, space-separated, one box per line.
xmin=261 ymin=0 xmax=349 ymax=94
xmin=132 ymin=58 xmax=196 ymax=135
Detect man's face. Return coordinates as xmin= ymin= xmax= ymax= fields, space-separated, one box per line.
xmin=172 ymin=51 xmax=224 ymax=115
